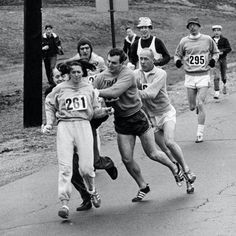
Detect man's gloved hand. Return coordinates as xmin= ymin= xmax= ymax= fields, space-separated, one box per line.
xmin=175 ymin=59 xmax=183 ymax=68
xmin=208 ymin=59 xmax=215 ymax=68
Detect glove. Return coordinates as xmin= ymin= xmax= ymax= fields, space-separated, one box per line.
xmin=41 ymin=124 xmax=52 ymax=134
xmin=176 ymin=60 xmax=183 ymax=68
xmin=208 ymin=59 xmax=215 ymax=68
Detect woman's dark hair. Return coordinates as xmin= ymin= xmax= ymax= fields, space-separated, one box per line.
xmin=57 ymin=59 xmax=96 ymax=77
xmin=56 ymin=63 xmax=69 ymax=75
xmin=108 ymin=48 xmax=127 ymax=63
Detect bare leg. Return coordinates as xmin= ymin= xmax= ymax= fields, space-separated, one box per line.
xmin=139 ymin=128 xmax=177 ymax=175
xmin=197 ymin=87 xmax=208 ymax=125
xmin=162 ymin=120 xmax=190 ymax=172
xmin=117 ymin=133 xmax=147 ymax=189
xmin=154 ymin=130 xmax=176 ymax=163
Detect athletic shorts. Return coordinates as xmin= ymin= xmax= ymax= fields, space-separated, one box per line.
xmin=114 ymin=109 xmax=151 ymax=136
xmin=184 ymin=74 xmax=210 ymax=89
xmin=149 ymin=105 xmax=176 ymax=133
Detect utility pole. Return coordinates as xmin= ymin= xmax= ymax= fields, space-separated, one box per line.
xmin=109 ymin=0 xmax=116 ymax=48
xmin=96 ymin=0 xmax=128 ymax=48
xmin=24 ymin=0 xmax=42 ymax=127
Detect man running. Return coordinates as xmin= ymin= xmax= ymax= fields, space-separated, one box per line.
xmin=174 ymin=17 xmax=219 ymax=143
xmin=94 ymin=48 xmax=184 ymax=202
xmin=130 ymin=17 xmax=170 ymax=69
xmin=134 ymin=48 xmax=196 ymax=192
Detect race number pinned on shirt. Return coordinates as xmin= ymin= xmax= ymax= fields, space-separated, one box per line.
xmin=87 ymin=75 xmax=97 ymax=84
xmin=189 ymin=55 xmax=206 ymax=66
xmin=65 ymin=95 xmax=88 ymax=111
xmin=141 ymin=83 xmax=148 ymax=90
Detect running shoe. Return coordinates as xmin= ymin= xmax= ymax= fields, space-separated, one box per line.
xmin=91 ymin=190 xmax=101 ymax=208
xmin=222 ymin=85 xmax=227 ymax=94
xmin=195 ymin=135 xmax=203 ymax=143
xmin=132 ymin=184 xmax=150 ymax=202
xmin=213 ymin=91 xmax=220 ymax=99
xmin=58 ymin=205 xmax=69 ymax=219
xmin=76 ymin=200 xmax=92 ymax=211
xmin=105 ymin=166 xmax=118 ymax=180
xmin=184 ymin=170 xmax=196 ymax=184
xmin=174 ymin=162 xmax=184 ymax=187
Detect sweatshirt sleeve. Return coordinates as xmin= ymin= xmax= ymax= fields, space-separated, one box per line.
xmin=130 ymin=40 xmax=139 ymax=65
xmin=45 ymin=88 xmax=59 ymax=125
xmin=174 ymin=39 xmax=184 ymax=63
xmin=222 ymin=38 xmax=232 ymax=56
xmin=154 ymin=38 xmax=171 ymax=66
xmin=210 ymin=38 xmax=220 ymax=62
xmin=138 ymin=70 xmax=166 ymax=99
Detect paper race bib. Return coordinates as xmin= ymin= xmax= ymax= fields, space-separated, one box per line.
xmin=141 ymin=83 xmax=148 ymax=90
xmin=65 ymin=95 xmax=88 ymax=111
xmin=189 ymin=54 xmax=206 ymax=66
xmin=87 ymin=74 xmax=97 ymax=84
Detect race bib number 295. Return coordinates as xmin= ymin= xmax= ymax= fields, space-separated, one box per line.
xmin=65 ymin=95 xmax=88 ymax=111
xmin=189 ymin=55 xmax=205 ymax=65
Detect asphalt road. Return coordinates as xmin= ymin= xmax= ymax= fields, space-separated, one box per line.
xmin=0 ymin=92 xmax=236 ymax=236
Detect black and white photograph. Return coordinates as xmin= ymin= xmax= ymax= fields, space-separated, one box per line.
xmin=0 ymin=0 xmax=236 ymax=235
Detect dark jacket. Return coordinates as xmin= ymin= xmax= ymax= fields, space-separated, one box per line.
xmin=42 ymin=32 xmax=62 ymax=58
xmin=123 ymin=34 xmax=139 ymax=60
xmin=212 ymin=35 xmax=231 ymax=60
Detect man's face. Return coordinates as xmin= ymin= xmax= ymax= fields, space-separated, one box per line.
xmin=45 ymin=27 xmax=53 ymax=37
xmin=126 ymin=28 xmax=134 ymax=38
xmin=107 ymin=54 xmax=122 ymax=74
xmin=139 ymin=51 xmax=154 ymax=72
xmin=79 ymin=44 xmax=91 ymax=59
xmin=53 ymin=68 xmax=68 ymax=85
xmin=139 ymin=26 xmax=151 ymax=39
xmin=213 ymin=28 xmax=222 ymax=37
xmin=188 ymin=23 xmax=200 ymax=36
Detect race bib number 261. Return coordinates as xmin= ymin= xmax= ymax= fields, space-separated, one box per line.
xmin=65 ymin=95 xmax=88 ymax=111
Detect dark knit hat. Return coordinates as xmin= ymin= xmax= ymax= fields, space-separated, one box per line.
xmin=77 ymin=37 xmax=93 ymax=54
xmin=45 ymin=24 xmax=53 ymax=29
xmin=186 ymin=17 xmax=201 ymax=29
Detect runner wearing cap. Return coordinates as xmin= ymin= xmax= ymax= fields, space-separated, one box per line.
xmin=129 ymin=17 xmax=170 ymax=69
xmin=211 ymin=25 xmax=232 ymax=99
xmin=174 ymin=17 xmax=219 ymax=143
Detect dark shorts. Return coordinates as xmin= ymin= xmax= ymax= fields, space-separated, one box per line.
xmin=114 ymin=109 xmax=151 ymax=136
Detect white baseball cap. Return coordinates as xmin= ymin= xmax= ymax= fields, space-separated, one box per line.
xmin=137 ymin=17 xmax=152 ymax=28
xmin=212 ymin=25 xmax=222 ymax=30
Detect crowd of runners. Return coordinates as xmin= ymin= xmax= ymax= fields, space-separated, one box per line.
xmin=41 ymin=16 xmax=231 ymax=219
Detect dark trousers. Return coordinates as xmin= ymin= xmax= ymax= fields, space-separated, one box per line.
xmin=43 ymin=55 xmax=57 ymax=85
xmin=213 ymin=57 xmax=227 ymax=91
xmin=71 ymin=124 xmax=114 ymax=202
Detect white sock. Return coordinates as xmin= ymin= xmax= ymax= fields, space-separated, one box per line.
xmin=197 ymin=124 xmax=204 ymax=136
